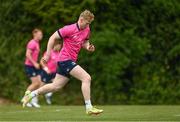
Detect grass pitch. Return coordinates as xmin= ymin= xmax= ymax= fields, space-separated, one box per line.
xmin=0 ymin=105 xmax=180 ymax=121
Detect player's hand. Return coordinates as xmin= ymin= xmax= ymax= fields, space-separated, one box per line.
xmin=41 ymin=53 xmax=50 ymax=65
xmin=40 ymin=57 xmax=47 ymax=66
xmin=43 ymin=54 xmax=50 ymax=63
xmin=34 ymin=63 xmax=40 ymax=69
xmin=87 ymin=44 xmax=95 ymax=52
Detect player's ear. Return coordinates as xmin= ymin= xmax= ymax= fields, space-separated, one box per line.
xmin=79 ymin=19 xmax=82 ymax=23
xmin=80 ymin=17 xmax=84 ymax=23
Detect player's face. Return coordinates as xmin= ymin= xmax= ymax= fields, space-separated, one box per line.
xmin=79 ymin=18 xmax=91 ymax=29
xmin=36 ymin=31 xmax=43 ymax=41
xmin=53 ymin=44 xmax=61 ymax=51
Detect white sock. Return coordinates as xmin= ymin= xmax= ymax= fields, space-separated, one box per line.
xmin=31 ymin=90 xmax=38 ymax=98
xmin=31 ymin=96 xmax=38 ymax=104
xmin=45 ymin=92 xmax=53 ymax=97
xmin=85 ymin=100 xmax=92 ymax=110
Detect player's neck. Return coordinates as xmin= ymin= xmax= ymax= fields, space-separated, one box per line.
xmin=77 ymin=22 xmax=81 ymax=30
xmin=33 ymin=37 xmax=39 ymax=42
xmin=53 ymin=49 xmax=59 ymax=52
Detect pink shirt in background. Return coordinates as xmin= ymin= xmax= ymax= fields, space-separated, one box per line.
xmin=57 ymin=23 xmax=90 ymax=62
xmin=25 ymin=39 xmax=40 ymax=66
xmin=44 ymin=50 xmax=59 ymax=73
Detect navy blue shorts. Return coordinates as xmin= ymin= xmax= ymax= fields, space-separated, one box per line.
xmin=25 ymin=65 xmax=40 ymax=78
xmin=57 ymin=60 xmax=77 ymax=78
xmin=40 ymin=69 xmax=56 ymax=83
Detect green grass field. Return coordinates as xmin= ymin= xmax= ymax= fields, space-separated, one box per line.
xmin=0 ymin=105 xmax=180 ymax=121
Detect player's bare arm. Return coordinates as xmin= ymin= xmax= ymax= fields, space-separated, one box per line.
xmin=40 ymin=59 xmax=51 ymax=74
xmin=41 ymin=31 xmax=61 ymax=64
xmin=26 ymin=49 xmax=40 ymax=69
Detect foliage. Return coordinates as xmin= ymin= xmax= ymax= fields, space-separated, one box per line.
xmin=0 ymin=0 xmax=179 ymax=104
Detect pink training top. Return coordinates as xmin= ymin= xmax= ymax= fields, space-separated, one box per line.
xmin=43 ymin=50 xmax=59 ymax=73
xmin=25 ymin=39 xmax=40 ymax=66
xmin=57 ymin=23 xmax=90 ymax=62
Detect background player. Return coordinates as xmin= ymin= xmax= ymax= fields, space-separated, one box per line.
xmin=40 ymin=41 xmax=62 ymax=104
xmin=21 ymin=28 xmax=43 ymax=107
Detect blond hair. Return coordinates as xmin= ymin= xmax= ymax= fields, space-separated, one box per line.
xmin=80 ymin=10 xmax=94 ymax=23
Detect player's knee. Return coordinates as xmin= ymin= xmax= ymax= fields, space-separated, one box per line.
xmin=87 ymin=75 xmax=91 ymax=82
xmin=31 ymin=77 xmax=41 ymax=87
xmin=32 ymin=81 xmax=40 ymax=88
xmin=82 ymin=74 xmax=91 ymax=83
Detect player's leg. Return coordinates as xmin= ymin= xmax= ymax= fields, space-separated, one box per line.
xmin=41 ymin=72 xmax=55 ymax=105
xmin=70 ymin=65 xmax=103 ymax=115
xmin=22 ymin=74 xmax=69 ymax=107
xmin=40 ymin=76 xmax=53 ymax=105
xmin=45 ymin=92 xmax=53 ymax=105
xmin=44 ymin=76 xmax=55 ymax=105
xmin=70 ymin=65 xmax=91 ymax=101
xmin=30 ymin=69 xmax=52 ymax=107
xmin=26 ymin=69 xmax=45 ymax=108
xmin=35 ymin=73 xmax=69 ymax=94
xmin=30 ymin=95 xmax=40 ymax=108
xmin=27 ymin=75 xmax=41 ymax=91
xmin=21 ymin=66 xmax=42 ymax=103
xmin=25 ymin=75 xmax=42 ymax=108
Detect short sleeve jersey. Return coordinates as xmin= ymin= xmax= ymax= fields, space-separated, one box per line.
xmin=57 ymin=23 xmax=90 ymax=62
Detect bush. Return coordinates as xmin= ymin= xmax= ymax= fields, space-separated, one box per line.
xmin=0 ymin=0 xmax=179 ymax=104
